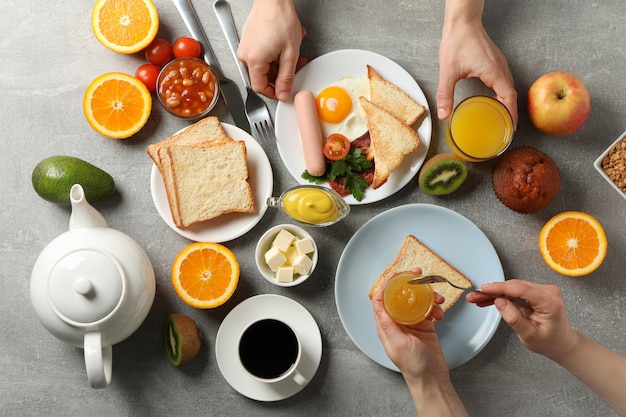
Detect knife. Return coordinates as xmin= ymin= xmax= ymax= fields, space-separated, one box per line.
xmin=171 ymin=0 xmax=251 ymax=133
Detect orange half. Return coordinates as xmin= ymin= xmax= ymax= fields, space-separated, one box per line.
xmin=83 ymin=72 xmax=152 ymax=139
xmin=172 ymin=242 xmax=240 ymax=309
xmin=92 ymin=0 xmax=159 ymax=54
xmin=539 ymin=211 xmax=607 ymax=277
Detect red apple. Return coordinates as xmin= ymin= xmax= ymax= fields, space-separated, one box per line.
xmin=527 ymin=71 xmax=591 ymax=136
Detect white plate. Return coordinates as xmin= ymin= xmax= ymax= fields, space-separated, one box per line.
xmin=150 ymin=123 xmax=273 ymax=242
xmin=215 ymin=294 xmax=322 ymax=401
xmin=275 ymin=49 xmax=432 ymax=205
xmin=335 ymin=204 xmax=503 ymax=371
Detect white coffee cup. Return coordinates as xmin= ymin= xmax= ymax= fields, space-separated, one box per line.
xmin=238 ymin=318 xmax=308 ymax=385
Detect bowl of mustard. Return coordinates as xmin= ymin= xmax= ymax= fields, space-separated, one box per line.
xmin=266 ymin=185 xmax=350 ymax=227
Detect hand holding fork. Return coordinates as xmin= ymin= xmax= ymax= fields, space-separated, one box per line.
xmin=214 ymin=0 xmax=276 ymax=143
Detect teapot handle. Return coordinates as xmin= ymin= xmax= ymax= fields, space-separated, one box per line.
xmin=84 ymin=332 xmax=112 ymax=388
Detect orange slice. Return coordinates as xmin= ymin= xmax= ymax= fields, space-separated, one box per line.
xmin=83 ymin=72 xmax=152 ymax=139
xmin=92 ymin=0 xmax=159 ymax=54
xmin=172 ymin=242 xmax=240 ymax=309
xmin=539 ymin=211 xmax=607 ymax=277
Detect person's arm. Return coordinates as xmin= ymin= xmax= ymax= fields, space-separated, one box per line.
xmin=437 ymin=0 xmax=518 ymax=127
xmin=550 ymin=331 xmax=626 ymax=416
xmin=468 ymin=280 xmax=626 ymax=416
xmin=238 ymin=0 xmax=307 ymax=101
xmin=372 ymin=272 xmax=470 ymax=417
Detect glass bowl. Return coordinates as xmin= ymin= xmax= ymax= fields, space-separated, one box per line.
xmin=267 ymin=185 xmax=350 ymax=227
xmin=157 ymin=58 xmax=220 ymax=119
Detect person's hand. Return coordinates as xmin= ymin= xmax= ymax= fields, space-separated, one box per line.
xmin=436 ymin=16 xmax=518 ymax=128
xmin=238 ymin=0 xmax=308 ymax=101
xmin=371 ymin=269 xmax=447 ymax=382
xmin=466 ymin=280 xmax=579 ymax=360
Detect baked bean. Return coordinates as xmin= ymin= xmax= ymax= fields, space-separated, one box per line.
xmin=157 ymin=58 xmax=219 ymax=119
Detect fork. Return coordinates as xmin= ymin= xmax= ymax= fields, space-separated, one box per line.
xmin=214 ymin=0 xmax=276 ymax=143
xmin=408 ymin=274 xmax=533 ymax=312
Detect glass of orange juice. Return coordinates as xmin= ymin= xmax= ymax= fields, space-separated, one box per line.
xmin=382 ymin=272 xmax=435 ymax=325
xmin=446 ymin=96 xmax=514 ymax=162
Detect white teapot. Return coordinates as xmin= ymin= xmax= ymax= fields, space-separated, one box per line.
xmin=30 ymin=184 xmax=156 ymax=388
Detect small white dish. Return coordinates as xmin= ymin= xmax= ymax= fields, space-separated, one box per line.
xmin=593 ymin=129 xmax=626 ymax=201
xmin=215 ymin=294 xmax=322 ymax=401
xmin=255 ymin=224 xmax=318 ymax=287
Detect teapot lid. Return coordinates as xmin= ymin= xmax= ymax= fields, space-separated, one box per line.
xmin=47 ymin=248 xmax=126 ymax=326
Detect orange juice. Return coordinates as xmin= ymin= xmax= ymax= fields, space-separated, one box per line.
xmin=382 ymin=272 xmax=435 ymax=325
xmin=446 ymin=96 xmax=514 ymax=162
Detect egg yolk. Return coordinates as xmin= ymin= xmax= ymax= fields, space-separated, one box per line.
xmin=316 ymin=86 xmax=352 ymax=124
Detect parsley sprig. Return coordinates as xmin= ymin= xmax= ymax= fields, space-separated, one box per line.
xmin=301 ymin=148 xmax=372 ymax=201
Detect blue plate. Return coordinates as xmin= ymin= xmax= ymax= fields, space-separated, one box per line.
xmin=335 ymin=204 xmax=503 ymax=371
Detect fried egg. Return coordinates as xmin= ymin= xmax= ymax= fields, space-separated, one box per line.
xmin=316 ymin=76 xmax=369 ymax=141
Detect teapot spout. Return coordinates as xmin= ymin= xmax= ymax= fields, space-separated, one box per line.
xmin=69 ymin=184 xmax=108 ymax=230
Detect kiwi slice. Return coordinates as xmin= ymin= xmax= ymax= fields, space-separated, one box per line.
xmin=164 ymin=314 xmax=202 ymax=366
xmin=418 ymin=154 xmax=468 ymax=196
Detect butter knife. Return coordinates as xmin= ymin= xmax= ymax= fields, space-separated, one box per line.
xmin=171 ymin=0 xmax=250 ymax=133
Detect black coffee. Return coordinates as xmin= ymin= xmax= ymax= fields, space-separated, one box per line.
xmin=239 ymin=319 xmax=299 ymax=379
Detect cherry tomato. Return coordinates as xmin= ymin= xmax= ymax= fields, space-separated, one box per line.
xmin=144 ymin=38 xmax=173 ymax=67
xmin=135 ymin=63 xmax=161 ymax=93
xmin=323 ymin=133 xmax=351 ymax=161
xmin=172 ymin=37 xmax=202 ymax=59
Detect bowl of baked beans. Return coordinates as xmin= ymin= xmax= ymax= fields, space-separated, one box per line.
xmin=157 ymin=57 xmax=219 ymax=119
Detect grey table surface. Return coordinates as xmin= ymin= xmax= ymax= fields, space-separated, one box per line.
xmin=2 ymin=0 xmax=625 ymax=416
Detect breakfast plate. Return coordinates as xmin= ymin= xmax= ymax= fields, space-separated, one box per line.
xmin=275 ymin=49 xmax=432 ymax=205
xmin=215 ymin=294 xmax=322 ymax=401
xmin=150 ymin=123 xmax=273 ymax=242
xmin=335 ymin=204 xmax=503 ymax=371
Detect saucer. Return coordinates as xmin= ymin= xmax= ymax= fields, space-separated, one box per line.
xmin=215 ymin=294 xmax=322 ymax=401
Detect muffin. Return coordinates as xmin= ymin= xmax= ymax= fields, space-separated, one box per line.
xmin=492 ymin=147 xmax=561 ymax=213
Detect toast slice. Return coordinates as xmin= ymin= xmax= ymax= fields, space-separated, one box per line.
xmin=367 ymin=65 xmax=426 ymax=126
xmin=158 ymin=147 xmax=181 ymax=226
xmin=369 ymin=235 xmax=472 ymax=313
xmin=147 ymin=116 xmax=229 ymax=170
xmin=167 ymin=140 xmax=255 ymax=228
xmin=359 ymin=97 xmax=421 ymax=189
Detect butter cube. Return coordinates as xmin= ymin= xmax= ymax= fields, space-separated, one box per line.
xmin=264 ymin=246 xmax=287 ymax=272
xmin=294 ymin=238 xmax=315 ymax=255
xmin=272 ymin=229 xmax=296 ymax=252
xmin=293 ymin=254 xmax=313 ymax=275
xmin=284 ymin=244 xmax=298 ymax=266
xmin=276 ymin=266 xmax=294 ymax=283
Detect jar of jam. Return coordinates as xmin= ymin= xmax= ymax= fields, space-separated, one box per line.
xmin=157 ymin=58 xmax=219 ymax=119
xmin=383 ymin=272 xmax=435 ymax=325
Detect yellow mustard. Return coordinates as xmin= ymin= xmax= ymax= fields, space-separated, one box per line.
xmin=283 ymin=188 xmax=340 ymax=224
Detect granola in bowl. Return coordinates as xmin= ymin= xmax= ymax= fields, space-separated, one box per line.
xmin=594 ymin=130 xmax=626 ymax=199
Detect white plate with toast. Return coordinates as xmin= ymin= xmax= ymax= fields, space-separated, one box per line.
xmin=150 ymin=123 xmax=273 ymax=242
xmin=275 ymin=49 xmax=431 ymax=205
xmin=335 ymin=204 xmax=503 ymax=370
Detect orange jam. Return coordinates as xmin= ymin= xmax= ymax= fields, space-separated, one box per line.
xmin=157 ymin=58 xmax=219 ymax=119
xmin=383 ymin=272 xmax=435 ymax=325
